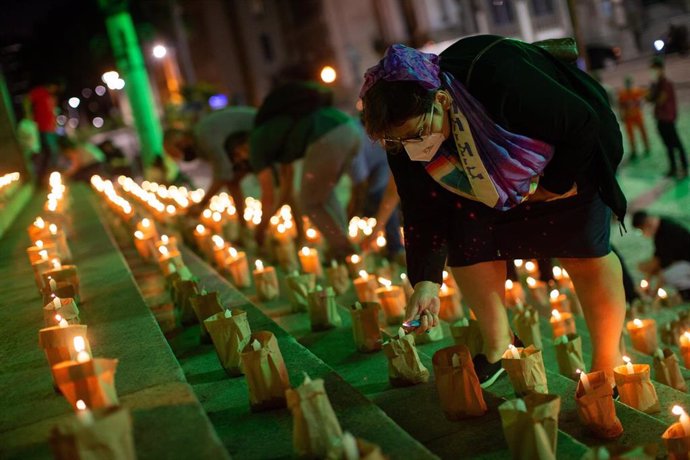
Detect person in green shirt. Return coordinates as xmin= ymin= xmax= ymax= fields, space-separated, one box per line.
xmin=246 ymin=82 xmax=360 ymax=259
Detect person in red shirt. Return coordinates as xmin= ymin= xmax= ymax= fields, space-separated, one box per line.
xmin=27 ymin=82 xmax=60 ymax=184
xmin=618 ymin=76 xmax=649 ymax=160
xmin=649 ymin=58 xmax=687 ymax=178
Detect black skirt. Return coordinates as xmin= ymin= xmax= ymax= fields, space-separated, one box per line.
xmin=445 ymin=184 xmax=612 ymax=267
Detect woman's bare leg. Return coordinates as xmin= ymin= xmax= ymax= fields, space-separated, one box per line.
xmin=560 ymin=252 xmax=626 ymax=376
xmin=452 ymin=260 xmax=511 ymax=363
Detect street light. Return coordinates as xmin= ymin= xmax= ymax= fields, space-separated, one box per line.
xmin=320 ymin=66 xmax=337 ymax=84
xmin=152 ymin=44 xmax=167 ymax=59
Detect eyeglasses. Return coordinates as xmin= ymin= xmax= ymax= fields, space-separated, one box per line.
xmin=381 ymin=103 xmax=435 ymax=152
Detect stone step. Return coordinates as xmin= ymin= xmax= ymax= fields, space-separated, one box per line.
xmin=0 ymin=188 xmax=229 ymax=460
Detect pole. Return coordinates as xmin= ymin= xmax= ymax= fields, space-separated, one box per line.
xmin=98 ymin=0 xmax=162 ymax=168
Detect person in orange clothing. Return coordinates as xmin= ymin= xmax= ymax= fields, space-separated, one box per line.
xmin=618 ymin=76 xmax=650 ymax=160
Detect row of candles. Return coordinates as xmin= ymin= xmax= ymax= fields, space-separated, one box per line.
xmin=27 ymin=173 xmax=105 ymax=428
xmin=0 ymin=171 xmax=21 ymax=200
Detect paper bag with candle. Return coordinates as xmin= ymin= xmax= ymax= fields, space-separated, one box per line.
xmin=172 ymin=279 xmax=200 ymax=325
xmin=653 ymin=348 xmax=687 ymax=392
xmin=383 ymin=330 xmax=430 ymax=387
xmin=49 ymin=406 xmax=135 ymax=460
xmin=204 ymin=308 xmax=251 ymax=376
xmin=627 ymin=319 xmax=658 ymax=355
xmin=326 ymin=263 xmax=350 ymax=296
xmin=326 ymin=432 xmax=386 ymax=460
xmin=499 ymin=394 xmax=560 ymax=460
xmin=190 ymin=291 xmax=223 ymax=342
xmin=52 ymin=358 xmax=119 ymax=409
xmin=663 ymin=419 xmax=690 ymax=460
xmin=285 ymin=272 xmax=316 ymax=313
xmin=575 ymin=370 xmax=624 ymax=439
xmin=42 ymin=265 xmax=80 ymax=301
xmin=554 ymin=334 xmax=586 ymax=380
xmin=512 ymin=304 xmax=543 ymax=350
xmin=501 ymin=345 xmax=548 ymax=396
xmin=286 ymin=374 xmax=343 ymax=458
xmin=39 ymin=324 xmax=90 ymax=370
xmin=613 ymin=362 xmax=660 ymax=414
xmin=43 ymin=297 xmax=80 ymax=327
xmin=308 ymin=286 xmax=342 ymax=331
xmin=432 ymin=345 xmax=487 ymax=420
xmin=350 ymin=302 xmax=382 ymax=353
xmin=241 ymin=331 xmax=291 ymax=411
xmin=450 ymin=318 xmax=484 ymax=357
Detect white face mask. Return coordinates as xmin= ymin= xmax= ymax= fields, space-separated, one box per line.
xmin=404 ymin=104 xmax=446 ymax=162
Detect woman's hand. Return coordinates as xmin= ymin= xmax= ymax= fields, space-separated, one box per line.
xmin=405 ymin=281 xmax=441 ymax=334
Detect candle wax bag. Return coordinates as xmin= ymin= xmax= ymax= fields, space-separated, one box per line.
xmin=49 ymin=406 xmax=135 ymax=460
xmin=172 ymin=279 xmax=200 ymax=326
xmin=43 ymin=297 xmax=80 ymax=327
xmin=241 ymin=331 xmax=290 ymax=411
xmin=349 ymin=302 xmax=382 ymax=353
xmin=285 ymin=273 xmax=316 ymax=313
xmin=383 ymin=333 xmax=429 ymax=387
xmin=575 ymin=370 xmax=624 ymax=439
xmin=663 ymin=423 xmax=690 ymax=460
xmin=307 ymin=287 xmax=342 ymax=331
xmin=450 ymin=318 xmax=483 ymax=357
xmin=554 ymin=334 xmax=586 ymax=380
xmin=326 ymin=264 xmax=350 ymax=296
xmin=613 ymin=363 xmax=660 ymax=414
xmin=254 ymin=267 xmax=279 ymax=301
xmin=190 ymin=291 xmax=224 ymax=343
xmin=653 ymin=349 xmax=687 ymax=392
xmin=52 ymin=358 xmax=119 ymax=410
xmin=512 ymin=306 xmax=543 ymax=350
xmin=286 ymin=377 xmax=343 ymax=458
xmin=499 ymin=393 xmax=561 ymax=460
xmin=204 ymin=309 xmax=251 ymax=377
xmin=432 ymin=345 xmax=487 ymax=420
xmin=501 ymin=345 xmax=549 ymax=397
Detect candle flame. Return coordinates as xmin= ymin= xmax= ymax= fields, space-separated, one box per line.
xmin=229 ymin=247 xmax=238 ymax=258
xmin=526 ymin=277 xmax=537 ymax=288
xmin=350 ymin=254 xmax=360 ymax=264
xmin=525 ymin=261 xmax=536 ymax=272
xmin=508 ymin=344 xmax=516 ymax=350
xmin=514 ymin=259 xmax=524 ymax=268
xmin=640 ymin=279 xmax=649 ymax=289
xmin=623 ymin=355 xmax=631 ymax=364
xmin=159 ymin=246 xmax=169 ymax=257
xmin=141 ymin=218 xmax=150 ymax=228
xmin=633 ymin=318 xmax=643 ymax=328
xmin=306 ymin=228 xmax=317 ymax=239
xmin=505 ymin=279 xmax=514 ymax=289
xmin=378 ymin=277 xmax=392 ymax=288
xmin=684 ymin=331 xmax=690 ymax=340
xmin=55 ymin=314 xmax=62 ymax=322
xmin=161 ymin=235 xmax=169 ymax=244
xmin=400 ymin=273 xmax=408 ymax=280
xmin=576 ymin=368 xmax=582 ymax=375
xmin=562 ymin=269 xmax=570 ymax=279
xmin=52 ymin=258 xmax=61 ymax=269
xmin=673 ymin=405 xmax=686 ymax=416
xmin=552 ymin=266 xmax=562 ymax=279
xmin=134 ymin=230 xmax=144 ymax=240
xmin=73 ymin=336 xmax=86 ymax=352
xmin=212 ymin=212 xmax=222 ymax=222
xmin=49 ymin=223 xmax=58 ymax=234
xmin=255 ymin=259 xmax=264 ymax=271
xmin=39 ymin=250 xmax=48 ymax=260
xmin=358 ymin=270 xmax=368 ymax=280
xmin=658 ymin=288 xmax=668 ymax=299
xmin=36 ymin=240 xmax=44 ymax=248
xmin=301 ymin=246 xmax=311 ymax=256
xmin=551 ymin=309 xmax=561 ymax=320
xmin=550 ymin=289 xmax=560 ymax=300
xmin=35 ymin=217 xmax=45 ymax=228
xmin=195 ymin=224 xmax=205 ymax=233
xmin=277 ymin=223 xmax=286 ymax=234
xmin=441 ymin=283 xmax=449 ymax=293
xmin=212 ymin=235 xmax=225 ymax=249
xmin=376 ymin=234 xmax=387 ymax=247
xmin=76 ymin=400 xmax=87 ymax=411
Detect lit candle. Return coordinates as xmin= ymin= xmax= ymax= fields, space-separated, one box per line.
xmin=673 ymin=405 xmax=690 ymax=436
xmin=298 ymin=246 xmax=322 ymax=277
xmin=508 ymin=344 xmax=521 ymax=359
xmin=375 ymin=233 xmax=387 ymax=251
xmin=549 ymin=289 xmax=570 ymax=313
xmin=253 ymin=259 xmax=279 ymax=301
xmin=577 ymin=369 xmax=591 ymax=393
xmin=626 ymin=318 xmax=658 ymax=355
xmin=640 ymin=279 xmax=650 ymax=296
xmin=211 ymin=235 xmax=228 ymax=268
xmin=525 ymin=260 xmax=538 ymax=276
xmin=438 ymin=282 xmax=462 ymax=322
xmin=27 ymin=240 xmax=58 ymax=264
xmin=226 ymin=247 xmax=251 ymax=288
xmin=504 ymin=279 xmax=525 ymax=308
xmin=133 ymin=230 xmax=153 ymax=260
xmin=550 ymin=308 xmax=576 ymax=338
xmin=657 ymin=288 xmax=670 ymax=307
xmin=75 ymin=399 xmax=94 ymax=425
xmin=623 ymin=355 xmax=634 ymax=375
xmin=353 ymin=270 xmax=378 ymax=303
xmin=193 ymin=224 xmax=214 ymax=259
xmin=375 ymin=277 xmax=405 ymax=325
xmin=345 ymin=254 xmax=365 ymax=278
xmin=526 ymin=276 xmax=549 ymax=308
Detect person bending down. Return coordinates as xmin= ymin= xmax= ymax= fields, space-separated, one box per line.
xmin=360 ymin=36 xmax=627 ymax=387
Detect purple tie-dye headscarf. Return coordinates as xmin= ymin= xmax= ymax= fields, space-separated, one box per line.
xmin=359 ymin=43 xmax=554 ymax=210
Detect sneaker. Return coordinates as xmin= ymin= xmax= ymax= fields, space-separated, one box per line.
xmin=473 ymin=354 xmax=505 ymax=389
